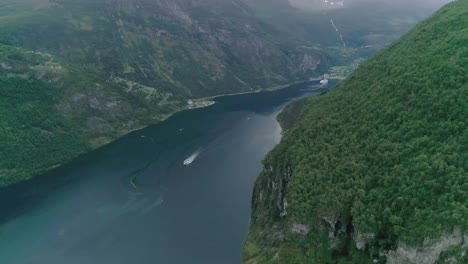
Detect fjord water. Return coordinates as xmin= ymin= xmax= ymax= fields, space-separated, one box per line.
xmin=0 ymin=82 xmax=323 ymax=264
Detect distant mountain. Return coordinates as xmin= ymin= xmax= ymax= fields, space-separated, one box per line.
xmin=0 ymin=0 xmax=329 ymax=187
xmin=244 ymin=1 xmax=468 ymax=263
xmin=248 ymin=0 xmax=449 ymax=48
xmin=3 ymin=0 xmax=327 ymax=97
xmin=290 ymin=0 xmax=450 ymax=11
xmin=0 ymin=0 xmax=439 ymax=187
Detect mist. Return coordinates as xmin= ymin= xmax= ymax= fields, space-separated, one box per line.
xmin=289 ymin=0 xmax=453 ymax=12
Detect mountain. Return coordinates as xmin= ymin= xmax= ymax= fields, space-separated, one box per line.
xmin=246 ymin=0 xmax=449 ymax=48
xmin=0 ymin=0 xmax=330 ymax=187
xmin=244 ymin=1 xmax=468 ymax=263
xmin=0 ymin=0 xmax=442 ymax=187
xmin=243 ymin=0 xmax=450 ymax=74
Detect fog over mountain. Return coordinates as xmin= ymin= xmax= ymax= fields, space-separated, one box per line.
xmin=289 ymin=0 xmax=452 ymax=11
xmin=243 ymin=0 xmax=453 ymax=50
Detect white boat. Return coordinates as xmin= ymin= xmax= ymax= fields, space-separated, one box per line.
xmin=320 ymin=79 xmax=329 ymax=85
xmin=183 ymin=151 xmax=200 ymax=166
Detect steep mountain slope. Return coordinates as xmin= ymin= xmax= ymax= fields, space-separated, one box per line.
xmin=3 ymin=0 xmax=325 ymax=97
xmin=244 ymin=0 xmax=450 ymax=78
xmin=246 ymin=0 xmax=448 ymax=50
xmin=0 ymin=0 xmax=327 ymax=187
xmin=244 ymin=1 xmax=468 ymax=263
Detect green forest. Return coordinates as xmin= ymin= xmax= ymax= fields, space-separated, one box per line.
xmin=0 ymin=45 xmax=89 ymax=187
xmin=0 ymin=0 xmax=328 ymax=187
xmin=245 ymin=1 xmax=468 ymax=263
xmin=0 ymin=0 xmax=433 ymax=187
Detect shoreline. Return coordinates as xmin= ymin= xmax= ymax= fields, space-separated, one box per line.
xmin=186 ymin=78 xmax=319 ymax=110
xmin=136 ymin=78 xmax=320 ymax=134
xmin=0 ymin=78 xmax=322 ymax=189
xmin=191 ymin=79 xmax=312 ymax=102
xmin=189 ymin=75 xmax=346 ymax=104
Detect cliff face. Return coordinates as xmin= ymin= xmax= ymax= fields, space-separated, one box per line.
xmin=387 ymin=228 xmax=468 ymax=264
xmin=244 ymin=1 xmax=468 ymax=263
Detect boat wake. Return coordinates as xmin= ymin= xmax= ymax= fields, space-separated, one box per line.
xmin=183 ymin=149 xmax=202 ymax=166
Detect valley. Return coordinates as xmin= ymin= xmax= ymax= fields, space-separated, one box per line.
xmin=0 ymin=1 xmax=465 ymax=264
xmin=0 ymin=0 xmax=445 ymax=187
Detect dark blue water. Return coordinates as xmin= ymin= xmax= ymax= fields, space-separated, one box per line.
xmin=0 ymin=82 xmax=327 ymax=264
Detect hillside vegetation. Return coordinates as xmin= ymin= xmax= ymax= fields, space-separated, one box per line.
xmin=0 ymin=0 xmax=440 ymax=187
xmin=244 ymin=1 xmax=468 ymax=263
xmin=0 ymin=0 xmax=329 ymax=187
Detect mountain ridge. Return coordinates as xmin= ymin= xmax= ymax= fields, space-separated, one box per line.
xmin=0 ymin=0 xmax=329 ymax=187
xmin=0 ymin=0 xmax=444 ymax=187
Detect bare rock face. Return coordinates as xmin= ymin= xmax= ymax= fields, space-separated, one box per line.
xmin=319 ymin=215 xmax=348 ymax=249
xmin=387 ymin=228 xmax=467 ymax=264
xmin=290 ymin=54 xmax=322 ymax=72
xmin=292 ymin=223 xmax=310 ymax=236
xmin=353 ymin=226 xmax=375 ymax=250
xmin=277 ymin=166 xmax=292 ymax=217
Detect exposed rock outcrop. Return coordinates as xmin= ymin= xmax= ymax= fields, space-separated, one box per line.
xmin=277 ymin=166 xmax=292 ymax=217
xmin=353 ymin=227 xmax=375 ymax=250
xmin=387 ymin=228 xmax=468 ymax=264
xmin=292 ymin=223 xmax=310 ymax=236
xmin=319 ymin=215 xmax=349 ymax=249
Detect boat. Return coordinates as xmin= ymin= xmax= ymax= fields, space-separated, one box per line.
xmin=320 ymin=79 xmax=329 ymax=85
xmin=183 ymin=151 xmax=200 ymax=166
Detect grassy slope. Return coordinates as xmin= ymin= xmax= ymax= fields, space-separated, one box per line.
xmin=245 ymin=1 xmax=468 ymax=263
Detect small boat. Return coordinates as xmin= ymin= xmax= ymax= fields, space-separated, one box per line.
xmin=320 ymin=79 xmax=329 ymax=85
xmin=183 ymin=151 xmax=200 ymax=166
xmin=183 ymin=156 xmax=195 ymax=166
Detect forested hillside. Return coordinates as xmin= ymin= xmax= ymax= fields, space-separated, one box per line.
xmin=0 ymin=0 xmax=442 ymax=187
xmin=0 ymin=0 xmax=329 ymax=187
xmin=244 ymin=1 xmax=468 ymax=263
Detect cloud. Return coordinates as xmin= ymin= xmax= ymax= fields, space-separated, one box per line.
xmin=288 ymin=0 xmax=452 ymax=12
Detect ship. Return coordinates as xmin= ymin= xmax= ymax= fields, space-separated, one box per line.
xmin=183 ymin=151 xmax=200 ymax=166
